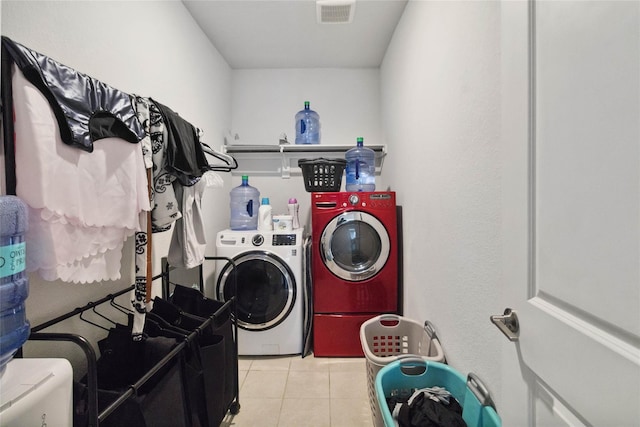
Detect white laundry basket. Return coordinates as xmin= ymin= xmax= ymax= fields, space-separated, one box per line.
xmin=359 ymin=314 xmax=445 ymax=427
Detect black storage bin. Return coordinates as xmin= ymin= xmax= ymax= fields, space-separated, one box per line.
xmin=74 ymin=332 xmax=190 ymax=427
xmin=169 ymin=285 xmax=237 ymax=427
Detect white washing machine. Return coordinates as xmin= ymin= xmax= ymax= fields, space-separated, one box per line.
xmin=214 ymin=228 xmax=306 ymax=355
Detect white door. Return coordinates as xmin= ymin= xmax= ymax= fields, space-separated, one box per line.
xmin=500 ymin=1 xmax=640 ymax=425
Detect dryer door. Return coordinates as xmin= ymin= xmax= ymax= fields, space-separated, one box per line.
xmin=320 ymin=211 xmax=390 ymax=281
xmin=217 ymin=251 xmax=296 ymax=331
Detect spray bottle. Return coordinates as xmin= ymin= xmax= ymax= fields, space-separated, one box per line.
xmin=288 ymin=198 xmax=300 ymax=230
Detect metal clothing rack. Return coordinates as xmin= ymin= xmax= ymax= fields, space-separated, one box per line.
xmin=25 ymin=259 xmax=240 ymax=427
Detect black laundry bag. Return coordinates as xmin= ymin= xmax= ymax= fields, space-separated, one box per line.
xmin=151 ymin=297 xmax=206 ymax=331
xmin=74 ymin=328 xmax=190 ymax=427
xmin=151 ymin=296 xmax=228 ymax=427
xmin=169 ymin=285 xmax=237 ymax=426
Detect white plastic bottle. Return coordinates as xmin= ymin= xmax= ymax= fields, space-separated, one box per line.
xmin=288 ymin=198 xmax=300 ymax=229
xmin=257 ymin=197 xmax=273 ymax=231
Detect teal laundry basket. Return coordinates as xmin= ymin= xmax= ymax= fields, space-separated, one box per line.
xmin=375 ymin=358 xmax=501 ymax=427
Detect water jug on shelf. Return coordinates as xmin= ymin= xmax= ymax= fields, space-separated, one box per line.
xmin=295 ymin=101 xmax=320 ymax=145
xmin=0 ymin=195 xmax=30 ymax=374
xmin=345 ymin=137 xmax=376 ymax=192
xmin=230 ymin=176 xmax=260 ymax=230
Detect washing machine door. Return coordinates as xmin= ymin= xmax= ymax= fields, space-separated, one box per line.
xmin=320 ymin=211 xmax=390 ymax=281
xmin=217 ymin=251 xmax=296 ymax=331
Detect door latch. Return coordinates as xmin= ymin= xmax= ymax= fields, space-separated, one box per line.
xmin=490 ymin=308 xmax=519 ymax=341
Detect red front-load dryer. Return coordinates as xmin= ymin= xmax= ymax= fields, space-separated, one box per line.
xmin=311 ymin=191 xmax=399 ymax=356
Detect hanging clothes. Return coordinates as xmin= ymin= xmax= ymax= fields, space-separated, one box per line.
xmin=11 ymin=63 xmax=150 ymax=283
xmin=147 ymin=99 xmax=182 ymax=233
xmin=150 ymin=99 xmax=211 ymax=186
xmin=151 ymin=98 xmax=223 ymax=269
xmin=3 ymin=37 xmax=228 ymax=284
xmin=168 ymin=171 xmax=223 ymax=269
xmin=131 ymin=95 xmax=155 ymax=338
xmin=1 ymin=36 xmax=145 ymax=153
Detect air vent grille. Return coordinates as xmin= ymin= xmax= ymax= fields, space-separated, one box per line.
xmin=316 ymin=0 xmax=356 ymax=24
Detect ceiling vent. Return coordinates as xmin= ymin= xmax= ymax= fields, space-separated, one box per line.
xmin=316 ymin=0 xmax=356 ymax=24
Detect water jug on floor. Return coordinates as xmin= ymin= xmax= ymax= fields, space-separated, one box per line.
xmin=0 ymin=195 xmax=30 ymax=374
xmin=295 ymin=101 xmax=320 ymax=145
xmin=345 ymin=137 xmax=375 ymax=192
xmin=230 ymin=176 xmax=260 ymax=230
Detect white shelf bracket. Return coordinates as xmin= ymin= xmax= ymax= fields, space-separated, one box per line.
xmin=280 ymin=146 xmax=291 ymax=179
xmin=376 ymin=145 xmax=387 ymax=175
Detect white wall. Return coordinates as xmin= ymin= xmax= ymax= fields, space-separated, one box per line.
xmin=232 ymin=68 xmax=382 ymax=146
xmin=381 ymin=0 xmax=504 ymax=403
xmin=229 ymin=67 xmax=387 ymax=236
xmin=2 ymin=0 xmax=507 ymax=409
xmin=1 ymin=0 xmax=232 ymax=367
xmin=1 ymin=1 xmax=384 ymax=331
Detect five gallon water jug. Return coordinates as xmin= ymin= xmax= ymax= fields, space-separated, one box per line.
xmin=230 ymin=175 xmax=261 ymax=230
xmin=345 ymin=137 xmax=376 ymax=192
xmin=0 ymin=196 xmax=30 ymax=374
xmin=295 ymin=101 xmax=321 ymax=145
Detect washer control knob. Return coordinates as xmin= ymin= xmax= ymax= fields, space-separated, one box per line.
xmin=252 ymin=234 xmax=264 ymax=246
xmin=348 ymin=194 xmax=360 ymax=206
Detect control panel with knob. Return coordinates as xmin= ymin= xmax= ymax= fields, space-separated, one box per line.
xmin=251 ymin=234 xmax=264 ymax=246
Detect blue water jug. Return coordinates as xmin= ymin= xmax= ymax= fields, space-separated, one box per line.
xmin=230 ymin=175 xmax=261 ymax=230
xmin=295 ymin=101 xmax=321 ymax=145
xmin=345 ymin=137 xmax=376 ymax=192
xmin=0 ymin=195 xmax=30 ymax=373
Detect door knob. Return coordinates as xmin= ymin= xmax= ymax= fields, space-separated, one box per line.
xmin=490 ymin=308 xmax=519 ymax=341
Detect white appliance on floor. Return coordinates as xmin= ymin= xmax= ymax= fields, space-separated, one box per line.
xmin=213 ymin=229 xmax=306 ymax=355
xmin=0 ymin=358 xmax=73 ymax=426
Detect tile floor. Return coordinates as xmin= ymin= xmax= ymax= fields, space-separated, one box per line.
xmin=220 ymin=353 xmax=374 ymax=427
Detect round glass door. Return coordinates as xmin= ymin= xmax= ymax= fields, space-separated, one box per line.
xmin=320 ymin=211 xmax=390 ymax=281
xmin=217 ymin=251 xmax=296 ymax=331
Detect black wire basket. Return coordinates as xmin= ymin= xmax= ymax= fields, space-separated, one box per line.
xmin=298 ymin=158 xmax=347 ymax=192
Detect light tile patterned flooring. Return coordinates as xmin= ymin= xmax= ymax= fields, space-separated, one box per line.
xmin=220 ymin=353 xmax=374 ymax=427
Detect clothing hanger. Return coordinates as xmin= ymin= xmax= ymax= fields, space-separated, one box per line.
xmin=91 ymin=305 xmax=118 ymax=326
xmin=109 ymin=298 xmax=134 ymax=329
xmin=110 ymin=295 xmax=133 ymax=315
xmin=79 ymin=309 xmax=110 ymax=331
xmin=151 ymin=297 xmax=205 ymax=331
xmin=202 ymin=142 xmax=238 ymax=172
xmin=144 ymin=315 xmax=189 ymax=339
xmin=197 ymin=128 xmax=238 ymax=172
xmin=170 ymin=283 xmax=220 ymax=318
